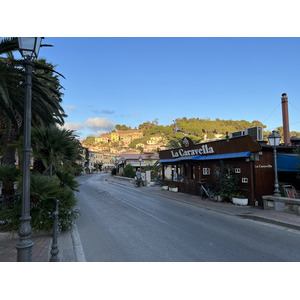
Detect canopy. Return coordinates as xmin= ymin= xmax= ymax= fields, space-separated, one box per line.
xmin=277 ymin=154 xmax=300 ymax=172
xmin=159 ymin=151 xmax=250 ymax=163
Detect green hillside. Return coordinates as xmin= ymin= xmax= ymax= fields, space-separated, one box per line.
xmin=82 ymin=118 xmax=300 ymax=149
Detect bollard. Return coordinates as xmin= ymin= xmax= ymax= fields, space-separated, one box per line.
xmin=50 ymin=199 xmax=60 ymax=262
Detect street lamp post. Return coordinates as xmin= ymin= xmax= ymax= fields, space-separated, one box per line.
xmin=268 ymin=130 xmax=281 ymax=197
xmin=16 ymin=37 xmax=42 ymax=262
xmin=138 ymin=155 xmax=143 ymax=172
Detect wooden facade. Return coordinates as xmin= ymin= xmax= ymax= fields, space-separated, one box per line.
xmin=158 ymin=135 xmax=299 ymax=206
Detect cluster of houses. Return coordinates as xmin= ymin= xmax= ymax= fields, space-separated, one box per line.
xmin=79 ymin=129 xmax=166 ymax=173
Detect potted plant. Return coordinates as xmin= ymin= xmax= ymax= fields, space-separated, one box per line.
xmin=168 ymin=184 xmax=178 ymax=192
xmin=160 ymin=182 xmax=168 ymax=190
xmin=218 ymin=162 xmax=240 ymax=203
xmin=232 ymin=193 xmax=248 ymax=206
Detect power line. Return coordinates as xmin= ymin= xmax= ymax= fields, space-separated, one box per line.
xmin=262 ymin=102 xmax=281 ymax=124
xmin=289 ymin=101 xmax=300 ymax=113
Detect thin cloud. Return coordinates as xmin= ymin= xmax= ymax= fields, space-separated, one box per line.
xmin=85 ymin=117 xmax=115 ymax=130
xmin=62 ymin=122 xmax=85 ymax=131
xmin=132 ymin=111 xmax=142 ymax=117
xmin=65 ymin=105 xmax=77 ymax=111
xmin=92 ymin=130 xmax=108 ymax=137
xmin=92 ymin=109 xmax=115 ymax=115
xmin=60 ymin=118 xmax=115 ymax=139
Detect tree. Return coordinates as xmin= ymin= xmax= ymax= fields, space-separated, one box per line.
xmin=0 ymin=38 xmax=66 ymax=167
xmin=94 ymin=162 xmax=103 ymax=171
xmin=166 ymin=138 xmax=182 ymax=149
xmin=81 ymin=136 xmax=95 ymax=146
xmin=31 ymin=125 xmax=82 ymax=178
xmin=124 ymin=163 xmax=135 ymax=178
xmin=137 ymin=146 xmax=144 ymax=153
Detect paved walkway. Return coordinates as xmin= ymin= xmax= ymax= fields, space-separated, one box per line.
xmin=1 ymin=175 xmax=299 ymax=262
xmin=0 ymin=234 xmax=52 ymax=262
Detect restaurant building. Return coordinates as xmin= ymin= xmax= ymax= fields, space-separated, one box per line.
xmin=158 ymin=134 xmax=300 ymax=206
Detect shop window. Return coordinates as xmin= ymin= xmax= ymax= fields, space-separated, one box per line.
xmin=173 ymin=165 xmax=184 ymax=182
xmin=198 ymin=166 xmax=202 ymax=182
xmin=164 ymin=165 xmax=172 ymax=181
xmin=191 ymin=164 xmax=195 ymax=186
xmin=172 ymin=165 xmax=177 ymax=181
xmin=214 ymin=166 xmax=221 ymax=180
xmin=184 ymin=163 xmax=189 ymax=183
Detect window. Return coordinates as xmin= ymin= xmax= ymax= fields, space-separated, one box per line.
xmin=184 ymin=163 xmax=189 ymax=183
xmin=164 ymin=165 xmax=172 ymax=181
xmin=173 ymin=165 xmax=184 ymax=182
xmin=198 ymin=166 xmax=202 ymax=182
xmin=214 ymin=166 xmax=221 ymax=180
xmin=203 ymin=168 xmax=210 ymax=175
xmin=191 ymin=164 xmax=195 ymax=186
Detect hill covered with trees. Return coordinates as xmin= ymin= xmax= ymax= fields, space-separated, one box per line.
xmin=82 ymin=117 xmax=300 ymax=151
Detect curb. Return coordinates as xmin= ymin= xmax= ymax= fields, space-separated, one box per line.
xmin=237 ymin=214 xmax=300 ymax=231
xmin=70 ymin=224 xmax=86 ymax=262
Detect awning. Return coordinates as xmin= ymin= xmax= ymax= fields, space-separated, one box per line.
xmin=277 ymin=154 xmax=300 ymax=172
xmin=192 ymin=151 xmax=250 ymax=161
xmin=159 ymin=151 xmax=250 ymax=163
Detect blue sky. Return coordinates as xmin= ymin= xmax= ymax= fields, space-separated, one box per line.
xmin=37 ymin=37 xmax=300 ymax=140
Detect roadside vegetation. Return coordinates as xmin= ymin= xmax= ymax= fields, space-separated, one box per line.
xmin=0 ymin=37 xmax=83 ymax=232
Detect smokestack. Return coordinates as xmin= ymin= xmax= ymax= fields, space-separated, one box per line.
xmin=281 ymin=93 xmax=291 ymax=146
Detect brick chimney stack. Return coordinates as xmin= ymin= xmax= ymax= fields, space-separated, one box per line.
xmin=281 ymin=93 xmax=291 ymax=146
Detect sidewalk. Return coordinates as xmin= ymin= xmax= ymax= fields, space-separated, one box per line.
xmin=1 ymin=175 xmax=299 ymax=262
xmin=0 ymin=225 xmax=82 ymax=262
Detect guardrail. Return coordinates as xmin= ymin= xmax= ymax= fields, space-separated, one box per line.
xmin=262 ymin=195 xmax=300 ymax=215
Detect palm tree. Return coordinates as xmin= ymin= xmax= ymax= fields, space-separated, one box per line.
xmin=0 ymin=37 xmax=67 ymax=166
xmin=0 ymin=37 xmax=67 ymax=205
xmin=31 ymin=125 xmax=83 ymax=178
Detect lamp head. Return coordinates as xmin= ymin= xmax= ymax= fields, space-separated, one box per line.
xmin=268 ymin=130 xmax=281 ymax=147
xmin=18 ymin=37 xmax=42 ymax=59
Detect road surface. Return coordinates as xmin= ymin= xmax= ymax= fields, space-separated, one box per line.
xmin=75 ymin=174 xmax=300 ymax=262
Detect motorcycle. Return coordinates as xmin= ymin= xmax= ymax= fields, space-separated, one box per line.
xmin=134 ymin=176 xmax=144 ymax=187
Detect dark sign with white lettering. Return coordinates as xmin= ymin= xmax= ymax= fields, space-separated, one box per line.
xmin=159 ymin=135 xmax=261 ymax=159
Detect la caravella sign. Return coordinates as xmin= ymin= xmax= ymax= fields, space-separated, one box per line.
xmin=170 ymin=137 xmax=214 ymax=158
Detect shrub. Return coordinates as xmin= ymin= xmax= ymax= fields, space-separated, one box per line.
xmin=218 ymin=162 xmax=240 ymax=202
xmin=0 ymin=164 xmax=21 ymax=207
xmin=124 ymin=163 xmax=135 ymax=178
xmin=0 ymin=174 xmax=80 ymax=232
xmin=111 ymin=167 xmax=117 ymax=175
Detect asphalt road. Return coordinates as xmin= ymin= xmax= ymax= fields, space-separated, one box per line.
xmin=75 ymin=174 xmax=300 ymax=262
